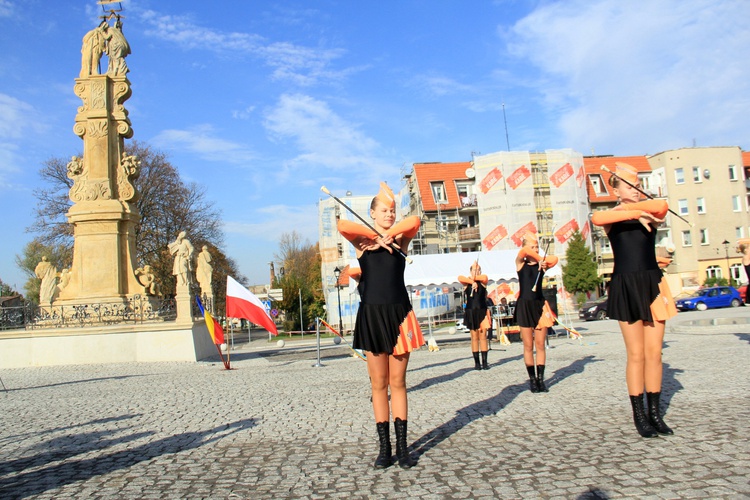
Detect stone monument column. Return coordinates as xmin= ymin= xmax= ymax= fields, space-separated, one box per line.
xmin=56 ymin=55 xmax=142 ymax=304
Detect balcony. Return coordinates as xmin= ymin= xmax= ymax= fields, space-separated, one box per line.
xmin=458 ymin=227 xmax=481 ymax=242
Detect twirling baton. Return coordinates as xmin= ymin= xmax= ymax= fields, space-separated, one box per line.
xmin=321 ymin=186 xmax=413 ymax=264
xmin=601 ymin=165 xmax=693 ymax=227
xmin=469 ymin=258 xmax=479 ymax=298
xmin=531 ymin=232 xmax=554 ymax=293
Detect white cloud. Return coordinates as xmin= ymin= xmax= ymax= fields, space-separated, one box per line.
xmin=151 ymin=125 xmax=256 ymax=165
xmin=0 ymin=94 xmax=45 ymax=188
xmin=224 ymin=204 xmax=319 ymax=244
xmin=138 ymin=9 xmax=355 ymax=86
xmin=505 ymin=0 xmax=750 ymax=153
xmin=0 ymin=0 xmax=12 ymax=17
xmin=263 ymin=93 xmax=398 ymax=185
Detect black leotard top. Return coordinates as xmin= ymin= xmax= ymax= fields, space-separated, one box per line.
xmin=607 ymin=220 xmax=658 ymax=274
xmin=518 ymin=261 xmax=544 ymax=301
xmin=464 ymin=282 xmax=487 ymax=309
xmin=357 ymin=247 xmax=410 ymax=306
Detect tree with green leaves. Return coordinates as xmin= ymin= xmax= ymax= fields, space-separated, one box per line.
xmin=22 ymin=140 xmax=244 ymax=304
xmin=562 ymin=231 xmax=601 ymax=305
xmin=0 ymin=277 xmax=21 ymax=298
xmin=273 ymin=231 xmax=324 ymax=332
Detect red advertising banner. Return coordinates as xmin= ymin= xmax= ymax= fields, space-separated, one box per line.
xmin=478 ymin=167 xmax=503 ymax=194
xmin=576 ymin=165 xmax=585 ymax=188
xmin=506 ymin=165 xmax=531 ymax=190
xmin=581 ymin=220 xmax=590 ymax=242
xmin=510 ymin=221 xmax=537 ymax=247
xmin=549 ymin=162 xmax=574 ymax=188
xmin=482 ymin=224 xmax=508 ymax=250
xmin=555 ymin=219 xmax=580 ymax=244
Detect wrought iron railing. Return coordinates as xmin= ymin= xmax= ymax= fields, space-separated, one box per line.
xmin=0 ymin=295 xmax=184 ymax=331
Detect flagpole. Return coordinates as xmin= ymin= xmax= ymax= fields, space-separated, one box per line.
xmin=313 ymin=317 xmax=323 ymax=367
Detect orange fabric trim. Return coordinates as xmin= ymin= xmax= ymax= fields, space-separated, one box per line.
xmin=458 ymin=274 xmax=488 ymax=285
xmin=650 ymin=276 xmax=677 ymax=321
xmin=591 ymin=209 xmax=642 ymax=226
xmin=626 ymin=199 xmax=669 ymax=219
xmin=392 ymin=310 xmax=425 ymax=355
xmin=338 ymin=220 xmax=377 ymax=243
xmin=385 ymin=216 xmax=421 ymax=239
xmin=536 ymin=301 xmax=556 ymax=329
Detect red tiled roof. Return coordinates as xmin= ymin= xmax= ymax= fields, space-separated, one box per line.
xmin=582 ymin=155 xmax=651 ymax=203
xmin=413 ymin=162 xmax=473 ymax=212
xmin=742 ymin=151 xmax=750 ymax=168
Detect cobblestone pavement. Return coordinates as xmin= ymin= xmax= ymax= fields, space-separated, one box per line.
xmin=0 ymin=311 xmax=749 ymax=499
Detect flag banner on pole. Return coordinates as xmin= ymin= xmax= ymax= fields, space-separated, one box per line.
xmin=226 ymin=276 xmax=278 ymax=335
xmin=196 ymin=296 xmax=225 ymax=345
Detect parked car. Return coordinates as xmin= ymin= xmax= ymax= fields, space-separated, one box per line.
xmin=578 ymin=295 xmax=608 ymax=321
xmin=674 ymin=286 xmax=742 ymax=311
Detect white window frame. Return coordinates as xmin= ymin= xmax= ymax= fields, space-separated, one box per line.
xmin=729 ymin=164 xmax=738 ymax=181
xmin=431 ymin=181 xmax=447 ymax=204
xmin=678 ymin=199 xmax=689 ymax=215
xmin=699 ymin=228 xmax=709 ymax=246
xmin=732 ymin=195 xmax=741 ymax=212
xmin=696 ymin=197 xmax=706 ymax=214
xmin=692 ymin=166 xmax=702 ymax=183
xmin=681 ymin=230 xmax=692 ymax=247
xmin=674 ymin=168 xmax=685 ymax=185
xmin=588 ymin=174 xmax=607 ymax=195
xmin=730 ymin=263 xmax=743 ymax=283
xmin=706 ymin=265 xmax=722 ymax=279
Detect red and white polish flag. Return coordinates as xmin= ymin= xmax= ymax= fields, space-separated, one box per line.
xmin=226 ymin=275 xmax=278 ymax=335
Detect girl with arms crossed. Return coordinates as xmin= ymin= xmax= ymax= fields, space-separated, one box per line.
xmin=338 ymin=183 xmax=425 ymax=468
xmin=592 ymin=163 xmax=677 ymax=438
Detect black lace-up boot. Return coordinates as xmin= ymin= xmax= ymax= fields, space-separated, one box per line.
xmin=536 ymin=364 xmax=548 ymax=393
xmin=526 ymin=365 xmax=539 ymax=393
xmin=374 ymin=421 xmax=392 ymax=468
xmin=630 ymin=394 xmax=658 ymax=438
xmin=394 ymin=418 xmax=415 ymax=468
xmin=646 ymin=392 xmax=674 ymax=435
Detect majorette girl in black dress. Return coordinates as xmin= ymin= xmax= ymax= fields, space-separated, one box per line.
xmin=514 ymin=232 xmax=558 ymax=393
xmin=337 ymin=182 xmax=425 ymax=469
xmin=592 ymin=162 xmax=677 ymax=438
xmin=458 ymin=262 xmax=491 ymax=370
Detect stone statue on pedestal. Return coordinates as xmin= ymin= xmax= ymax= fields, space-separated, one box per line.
xmin=35 ymin=257 xmax=58 ymax=305
xmin=169 ymin=232 xmax=195 ymax=287
xmin=196 ymin=245 xmax=213 ymax=297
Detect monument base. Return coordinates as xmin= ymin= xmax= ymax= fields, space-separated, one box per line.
xmin=0 ymin=320 xmax=218 ymax=369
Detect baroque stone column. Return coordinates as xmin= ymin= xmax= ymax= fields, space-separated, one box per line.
xmin=55 ymin=74 xmax=143 ymax=304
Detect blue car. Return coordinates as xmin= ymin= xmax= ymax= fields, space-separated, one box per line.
xmin=674 ymin=286 xmax=742 ymax=311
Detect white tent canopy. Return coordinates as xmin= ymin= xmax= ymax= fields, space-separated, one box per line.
xmin=403 ymin=250 xmax=561 ymax=288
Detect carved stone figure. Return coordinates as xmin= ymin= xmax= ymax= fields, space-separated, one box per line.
xmin=135 ymin=265 xmax=161 ymax=296
xmin=117 ymin=151 xmax=140 ymax=201
xmin=169 ymin=232 xmax=194 ymax=287
xmin=35 ymin=257 xmax=58 ymax=305
xmin=105 ymin=21 xmax=130 ymax=76
xmin=196 ymin=246 xmax=213 ymax=296
xmin=80 ymin=22 xmax=108 ymax=78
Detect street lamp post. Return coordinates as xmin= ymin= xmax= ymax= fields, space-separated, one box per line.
xmin=722 ymin=240 xmax=731 ymax=285
xmin=333 ymin=267 xmax=343 ymax=334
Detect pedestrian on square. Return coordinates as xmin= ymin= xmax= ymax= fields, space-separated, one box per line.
xmin=337 ymin=182 xmax=425 ymax=469
xmin=514 ymin=232 xmax=558 ymax=393
xmin=592 ymin=163 xmax=678 ymax=438
xmin=458 ymin=262 xmax=490 ymax=369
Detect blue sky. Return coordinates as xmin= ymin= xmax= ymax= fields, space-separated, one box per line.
xmin=1 ymin=0 xmax=748 ymax=291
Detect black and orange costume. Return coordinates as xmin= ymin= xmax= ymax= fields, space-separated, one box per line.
xmin=337 ymin=182 xmax=424 ymax=469
xmin=592 ymin=162 xmax=678 ymax=438
xmin=515 ymin=238 xmax=558 ymax=393
xmin=458 ymin=267 xmax=490 ymax=369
